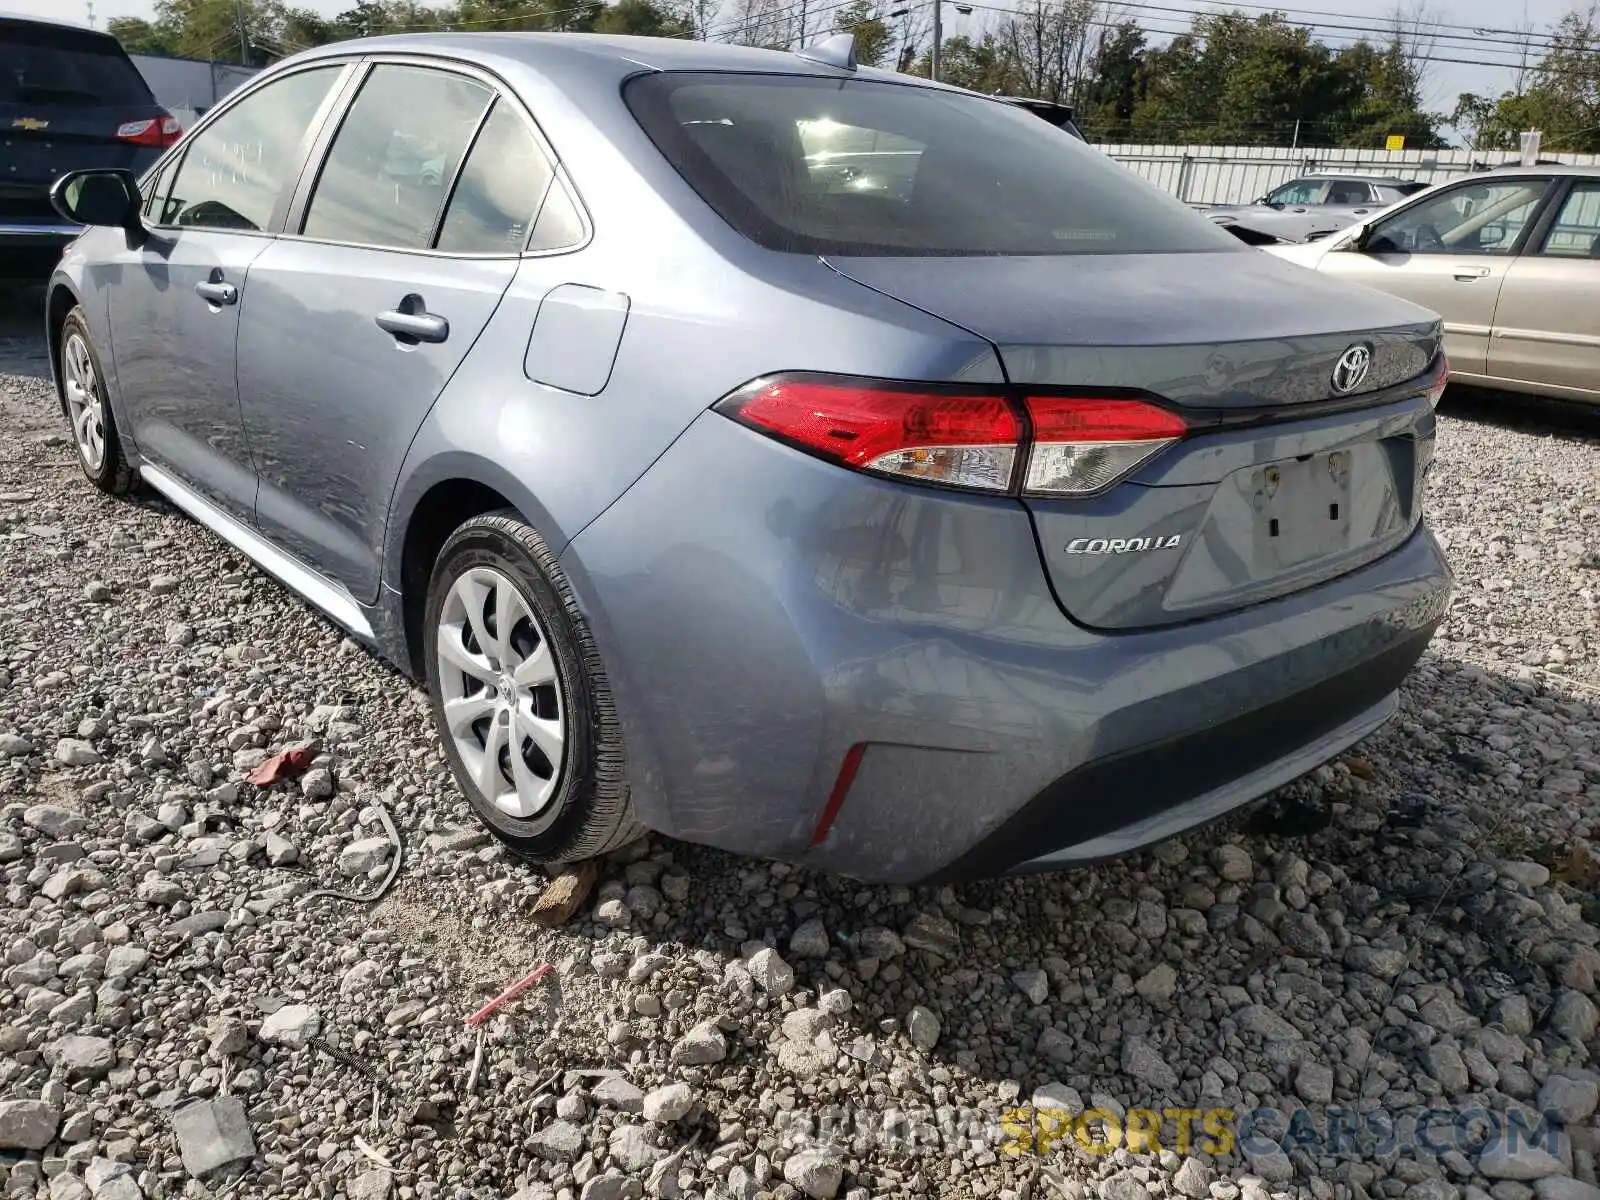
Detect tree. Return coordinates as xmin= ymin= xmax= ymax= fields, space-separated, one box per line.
xmin=1077 ymin=20 xmax=1145 ymax=139
xmin=106 ymin=16 xmax=180 ymax=55
xmin=991 ymin=0 xmax=1102 ymax=104
xmin=592 ymin=0 xmax=692 ymax=36
xmin=834 ymin=0 xmax=892 ymax=68
xmin=1449 ymin=6 xmax=1600 ymax=154
xmin=917 ymin=32 xmax=1017 ymax=93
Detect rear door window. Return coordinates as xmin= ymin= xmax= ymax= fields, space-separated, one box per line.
xmin=161 ymin=66 xmax=340 ymax=232
xmin=1539 ymin=182 xmax=1600 ymax=258
xmin=1367 ymin=179 xmax=1551 ymax=256
xmin=0 ymin=26 xmax=152 ymax=107
xmin=302 ymin=64 xmax=491 ymax=250
xmin=625 ymin=72 xmax=1237 ymax=257
xmin=435 ymin=99 xmax=556 ymax=254
xmin=1265 ymin=180 xmax=1327 ymax=205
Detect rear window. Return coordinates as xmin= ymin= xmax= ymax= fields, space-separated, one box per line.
xmin=0 ymin=25 xmax=154 ymax=107
xmin=625 ymin=73 xmax=1237 ymax=257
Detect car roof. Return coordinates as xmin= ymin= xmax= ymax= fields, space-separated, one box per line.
xmin=0 ymin=11 xmax=120 ymax=37
xmin=1474 ymin=163 xmax=1600 ymax=177
xmin=287 ymin=31 xmax=958 ymax=90
xmin=1298 ymin=173 xmax=1417 ymax=184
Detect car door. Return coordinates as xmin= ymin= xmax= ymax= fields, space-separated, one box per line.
xmin=1261 ymin=179 xmax=1328 ymax=240
xmin=100 ymin=63 xmax=346 ymax=522
xmin=1488 ymin=178 xmax=1600 ymax=400
xmin=1315 ymin=175 xmax=1556 ymax=376
xmin=235 ymin=61 xmax=548 ymax=601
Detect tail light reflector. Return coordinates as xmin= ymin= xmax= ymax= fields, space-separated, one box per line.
xmin=1023 ymin=396 xmax=1188 ymax=496
xmin=717 ymin=377 xmax=1020 ymax=492
xmin=116 ymin=113 xmax=182 ymax=148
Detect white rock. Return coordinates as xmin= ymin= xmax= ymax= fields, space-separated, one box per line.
xmin=258 ymin=1004 xmax=320 ymax=1049
xmin=671 ymin=1020 xmax=728 ymax=1065
xmin=54 ymin=739 xmax=102 ymax=766
xmin=789 ymin=919 xmax=830 ymax=958
xmin=783 ymin=1147 xmax=844 ymax=1199
xmin=1540 ymin=1075 xmax=1599 ymax=1124
xmin=338 ymin=836 xmax=391 ymax=877
xmin=642 ymin=1082 xmax=693 ymax=1124
xmin=747 ymin=947 xmax=795 ymax=995
xmin=1012 ymin=969 xmax=1049 ymax=1004
xmin=906 ymin=1005 xmax=941 ymax=1050
xmin=1480 ymin=1140 xmax=1567 ymax=1181
xmin=171 ymin=1097 xmax=256 ymax=1177
xmin=1121 ymin=1034 xmax=1178 ymax=1089
xmin=0 ymin=1099 xmax=60 ymax=1150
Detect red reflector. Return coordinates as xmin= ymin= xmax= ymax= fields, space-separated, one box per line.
xmin=809 ymin=742 xmax=867 ymax=847
xmin=1025 ymin=396 xmax=1188 ymax=442
xmin=1425 ymin=354 xmax=1449 ymax=407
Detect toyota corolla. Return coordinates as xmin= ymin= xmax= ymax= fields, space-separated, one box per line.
xmin=44 ymin=32 xmax=1452 ymax=882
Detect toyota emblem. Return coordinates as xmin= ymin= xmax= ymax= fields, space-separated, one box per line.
xmin=1331 ymin=344 xmax=1373 ymax=394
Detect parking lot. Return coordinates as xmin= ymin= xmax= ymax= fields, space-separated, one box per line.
xmin=0 ymin=281 xmax=1597 ymax=1200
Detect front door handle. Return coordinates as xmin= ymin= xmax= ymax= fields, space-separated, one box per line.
xmin=1453 ymin=265 xmax=1492 ymax=281
xmin=375 ymin=298 xmax=449 ymax=345
xmin=195 ymin=279 xmax=237 ymax=305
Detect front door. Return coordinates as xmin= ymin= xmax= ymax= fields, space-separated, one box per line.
xmin=1489 ymin=179 xmax=1600 ymax=400
xmin=1316 ymin=176 xmax=1555 ymax=376
xmin=101 ymin=64 xmax=344 ymax=522
xmin=236 ymin=64 xmax=556 ymax=601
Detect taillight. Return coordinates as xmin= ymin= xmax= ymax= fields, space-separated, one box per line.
xmin=717 ymin=376 xmax=1021 ymax=492
xmin=715 ymin=374 xmax=1189 ymax=497
xmin=1022 ymin=395 xmax=1187 ymax=496
xmin=1424 ymin=354 xmax=1449 ymax=407
xmin=116 ymin=113 xmax=182 ymax=149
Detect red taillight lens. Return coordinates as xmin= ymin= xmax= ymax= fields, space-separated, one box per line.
xmin=1424 ymin=354 xmax=1449 ymax=407
xmin=1022 ymin=395 xmax=1187 ymax=495
xmin=116 ymin=114 xmax=182 ymax=148
xmin=718 ymin=377 xmax=1021 ymax=492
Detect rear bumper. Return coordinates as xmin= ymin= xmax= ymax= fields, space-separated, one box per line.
xmin=566 ymin=410 xmax=1452 ymax=884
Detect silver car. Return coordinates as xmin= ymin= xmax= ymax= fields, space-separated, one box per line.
xmin=1208 ymin=173 xmax=1429 ymax=243
xmin=1268 ymin=166 xmax=1600 ymax=404
xmin=44 ymin=33 xmax=1452 ymax=882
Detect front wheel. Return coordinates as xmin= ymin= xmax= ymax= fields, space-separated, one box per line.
xmin=58 ymin=307 xmax=134 ymax=495
xmin=422 ymin=511 xmax=638 ymax=864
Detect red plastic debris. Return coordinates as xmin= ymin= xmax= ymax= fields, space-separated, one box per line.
xmin=246 ymin=744 xmax=318 ymax=787
xmin=465 ymin=963 xmax=553 ymax=1027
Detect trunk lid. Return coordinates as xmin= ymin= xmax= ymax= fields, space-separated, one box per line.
xmin=826 ymin=249 xmax=1443 ymax=630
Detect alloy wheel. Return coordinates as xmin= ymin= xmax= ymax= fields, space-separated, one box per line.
xmin=434 ymin=566 xmax=566 ymax=818
xmin=62 ymin=332 xmax=106 ymax=473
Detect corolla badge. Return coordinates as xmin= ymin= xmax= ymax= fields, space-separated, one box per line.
xmin=1066 ymin=535 xmax=1183 ymax=555
xmin=1331 ymin=344 xmax=1373 ymax=394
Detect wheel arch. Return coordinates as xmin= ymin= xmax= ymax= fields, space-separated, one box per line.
xmin=44 ymin=281 xmax=80 ymax=414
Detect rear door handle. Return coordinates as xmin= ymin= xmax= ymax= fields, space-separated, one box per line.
xmin=1453 ymin=265 xmax=1492 ymax=281
xmin=195 ymin=280 xmax=237 ymax=305
xmin=375 ymin=301 xmax=449 ymax=345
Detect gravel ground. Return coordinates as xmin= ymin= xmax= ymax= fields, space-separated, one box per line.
xmin=1 ymin=287 xmax=1598 ymax=1200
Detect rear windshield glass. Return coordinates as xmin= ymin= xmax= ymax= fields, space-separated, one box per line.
xmin=0 ymin=27 xmax=154 ymax=107
xmin=624 ymin=72 xmax=1237 ymax=257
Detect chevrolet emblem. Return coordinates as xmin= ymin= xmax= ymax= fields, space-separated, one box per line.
xmin=11 ymin=117 xmax=50 ymax=131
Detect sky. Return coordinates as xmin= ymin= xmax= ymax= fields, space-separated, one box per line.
xmin=9 ymin=0 xmax=1582 ymax=114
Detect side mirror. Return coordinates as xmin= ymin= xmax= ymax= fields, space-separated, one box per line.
xmin=50 ymin=169 xmax=142 ymax=234
xmin=1339 ymin=223 xmax=1371 ymax=251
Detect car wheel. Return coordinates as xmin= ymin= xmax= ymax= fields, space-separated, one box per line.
xmin=423 ymin=510 xmax=639 ymax=864
xmin=59 ymin=308 xmax=134 ymax=495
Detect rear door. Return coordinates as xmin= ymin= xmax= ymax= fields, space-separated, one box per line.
xmin=0 ymin=19 xmax=168 ymax=235
xmin=1315 ymin=175 xmax=1556 ymax=374
xmin=236 ymin=61 xmax=543 ymax=601
xmin=1488 ymin=178 xmax=1600 ymax=400
xmin=101 ymin=63 xmax=346 ymax=523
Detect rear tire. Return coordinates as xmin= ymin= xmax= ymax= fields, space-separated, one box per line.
xmin=58 ymin=308 xmax=134 ymax=496
xmin=423 ymin=510 xmax=639 ymax=864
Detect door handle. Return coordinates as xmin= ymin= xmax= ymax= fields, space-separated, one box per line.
xmin=1452 ymin=266 xmax=1492 ymax=281
xmin=375 ymin=305 xmax=449 ymax=345
xmin=195 ymin=280 xmax=237 ymax=305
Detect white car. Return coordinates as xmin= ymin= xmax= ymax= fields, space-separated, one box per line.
xmin=1208 ymin=174 xmax=1428 ymax=243
xmin=1266 ymin=166 xmax=1600 ymax=404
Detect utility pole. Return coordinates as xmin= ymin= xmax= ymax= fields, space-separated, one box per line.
xmin=931 ymin=0 xmax=941 ymax=80
xmin=236 ymin=0 xmax=249 ymax=65
xmin=798 ymin=0 xmax=807 ymax=48
xmin=85 ymin=0 xmax=95 ymax=28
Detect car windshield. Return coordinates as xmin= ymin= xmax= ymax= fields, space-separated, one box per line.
xmin=0 ymin=27 xmax=153 ymax=107
xmin=625 ymin=72 xmax=1238 ymax=257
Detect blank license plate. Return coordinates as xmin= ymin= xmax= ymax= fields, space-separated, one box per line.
xmin=1251 ymin=450 xmax=1353 ymax=569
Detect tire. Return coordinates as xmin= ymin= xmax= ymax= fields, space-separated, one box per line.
xmin=58 ymin=307 xmax=134 ymax=495
xmin=422 ymin=510 xmax=639 ymax=864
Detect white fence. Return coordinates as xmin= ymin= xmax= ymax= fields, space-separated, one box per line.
xmin=1095 ymin=144 xmax=1600 ymax=206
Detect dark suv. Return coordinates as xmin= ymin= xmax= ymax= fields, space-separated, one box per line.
xmin=1 ymin=15 xmax=178 ymax=274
